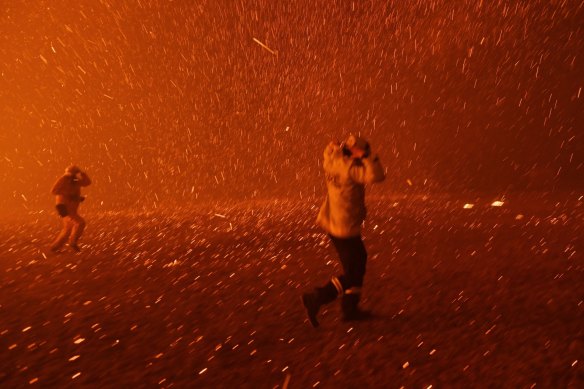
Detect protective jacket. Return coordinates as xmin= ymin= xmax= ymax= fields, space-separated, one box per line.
xmin=316 ymin=143 xmax=385 ymax=238
xmin=51 ymin=172 xmax=91 ymax=215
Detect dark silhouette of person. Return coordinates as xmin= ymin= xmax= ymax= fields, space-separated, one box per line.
xmin=50 ymin=165 xmax=91 ymax=252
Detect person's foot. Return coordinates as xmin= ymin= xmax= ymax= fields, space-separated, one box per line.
xmin=302 ymin=293 xmax=321 ymax=328
xmin=68 ymin=243 xmax=81 ymax=252
xmin=342 ymin=308 xmax=373 ymax=322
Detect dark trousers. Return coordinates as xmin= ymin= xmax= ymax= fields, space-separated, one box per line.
xmin=329 ymin=234 xmax=368 ymax=290
xmin=314 ymin=234 xmax=368 ymax=313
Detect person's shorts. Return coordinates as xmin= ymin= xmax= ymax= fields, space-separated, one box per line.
xmin=56 ymin=204 xmax=68 ymax=218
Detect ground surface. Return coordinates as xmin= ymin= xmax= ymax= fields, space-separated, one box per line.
xmin=0 ymin=194 xmax=582 ymax=388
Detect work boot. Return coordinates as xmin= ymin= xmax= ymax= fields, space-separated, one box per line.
xmin=302 ymin=282 xmax=339 ymax=328
xmin=68 ymin=243 xmax=81 ymax=252
xmin=341 ymin=294 xmax=372 ymax=321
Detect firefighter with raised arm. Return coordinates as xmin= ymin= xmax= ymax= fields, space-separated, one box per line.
xmin=303 ymin=134 xmax=385 ymax=327
xmin=50 ymin=165 xmax=91 ymax=252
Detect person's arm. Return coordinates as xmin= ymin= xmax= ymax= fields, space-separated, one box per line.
xmin=349 ymin=155 xmax=385 ymax=184
xmin=51 ymin=176 xmax=67 ymax=195
xmin=323 ymin=141 xmax=343 ymax=170
xmin=323 ymin=141 xmax=337 ymax=162
xmin=77 ymin=171 xmax=91 ymax=186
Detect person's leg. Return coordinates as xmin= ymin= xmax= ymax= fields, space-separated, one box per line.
xmin=68 ymin=214 xmax=86 ymax=250
xmin=51 ymin=217 xmax=72 ymax=251
xmin=302 ymin=235 xmax=353 ymax=327
xmin=328 ymin=234 xmax=355 ymax=292
xmin=341 ymin=236 xmax=368 ymax=320
xmin=343 ymin=236 xmax=367 ymax=288
xmin=315 ymin=234 xmax=355 ymax=301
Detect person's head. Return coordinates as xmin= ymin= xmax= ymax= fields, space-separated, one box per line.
xmin=342 ymin=134 xmax=370 ymax=159
xmin=65 ymin=165 xmax=81 ymax=176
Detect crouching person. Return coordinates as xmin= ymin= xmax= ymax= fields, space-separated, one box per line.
xmin=50 ymin=165 xmax=91 ymax=252
xmin=303 ymin=135 xmax=385 ymax=327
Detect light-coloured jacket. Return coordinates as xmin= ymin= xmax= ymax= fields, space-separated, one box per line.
xmin=316 ymin=143 xmax=385 ymax=238
xmin=51 ymin=172 xmax=91 ymax=215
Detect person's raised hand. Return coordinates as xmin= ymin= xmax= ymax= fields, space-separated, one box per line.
xmin=350 ymin=147 xmax=366 ymax=159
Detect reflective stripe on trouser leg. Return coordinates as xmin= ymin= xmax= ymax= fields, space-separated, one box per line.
xmin=344 ymin=287 xmax=362 ymax=295
xmin=331 ymin=277 xmax=344 ymax=296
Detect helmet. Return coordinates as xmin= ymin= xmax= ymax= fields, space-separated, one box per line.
xmin=65 ymin=165 xmax=81 ymax=175
xmin=344 ymin=134 xmax=371 ymax=157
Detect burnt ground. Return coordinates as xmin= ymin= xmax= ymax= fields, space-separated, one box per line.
xmin=0 ymin=194 xmax=582 ymax=388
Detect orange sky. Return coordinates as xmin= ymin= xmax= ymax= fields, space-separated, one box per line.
xmin=1 ymin=0 xmax=582 ymax=216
